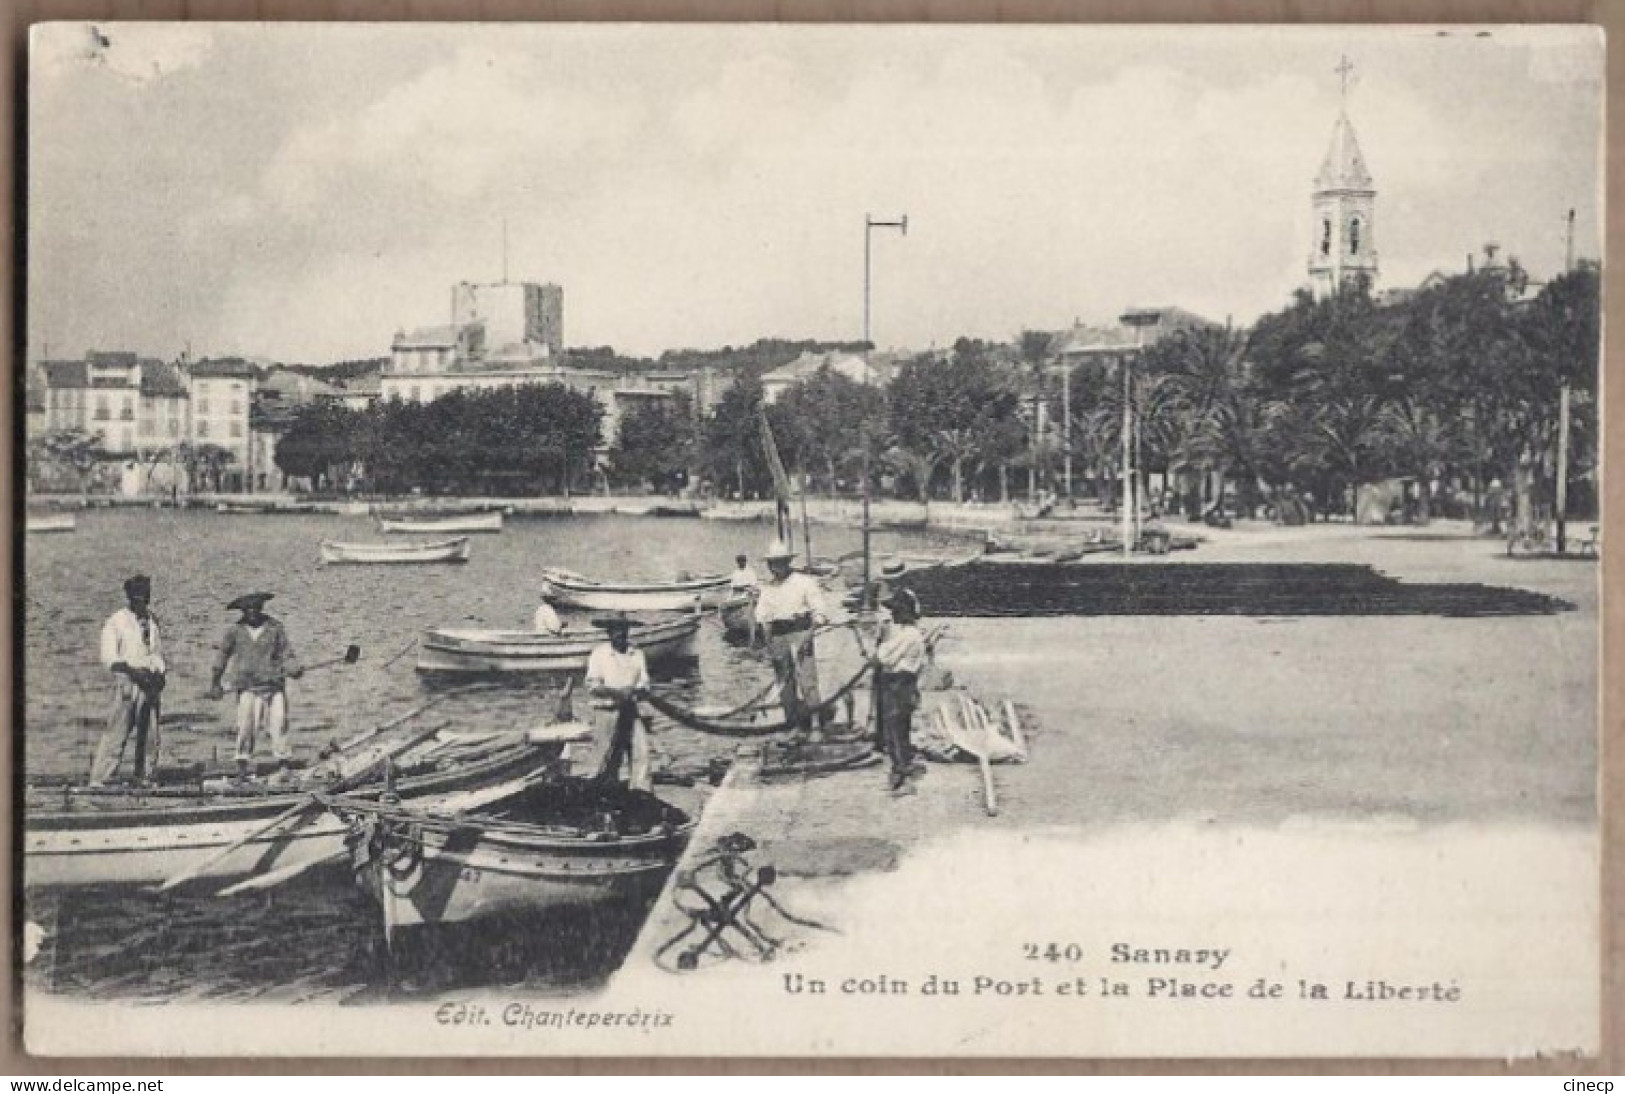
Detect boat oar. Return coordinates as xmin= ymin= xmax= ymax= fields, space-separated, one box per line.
xmin=155 ymin=796 xmax=319 ymax=893
xmin=157 ymin=721 xmax=447 ymax=893
xmin=303 ymin=645 xmax=362 ymax=674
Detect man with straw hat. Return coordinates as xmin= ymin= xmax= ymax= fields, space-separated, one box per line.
xmin=753 ymin=537 xmax=830 ymax=737
xmin=207 ymin=592 xmax=304 ymax=785
xmin=585 ymin=611 xmax=653 ymax=792
xmin=89 ymin=574 xmax=167 ymax=786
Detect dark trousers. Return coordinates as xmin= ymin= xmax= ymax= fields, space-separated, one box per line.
xmin=877 ymin=671 xmax=919 ymax=776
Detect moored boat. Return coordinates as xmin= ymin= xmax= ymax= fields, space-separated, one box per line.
xmin=320 ymin=537 xmax=471 ymax=565
xmin=25 ymin=513 xmax=77 ymax=534
xmin=541 ymin=568 xmax=732 ymax=613
xmin=416 ymin=615 xmax=701 ymax=675
xmin=378 ymin=511 xmax=503 ymax=535
xmin=24 ymin=734 xmax=557 ymax=890
xmin=337 ymin=777 xmax=695 ymax=938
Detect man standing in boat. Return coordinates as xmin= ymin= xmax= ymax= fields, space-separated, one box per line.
xmin=729 ymin=553 xmax=759 ymax=593
xmin=585 ymin=613 xmax=653 ymax=793
xmin=754 ymin=538 xmax=830 ymax=737
xmin=89 ymin=574 xmax=167 ymax=787
xmin=206 ymin=592 xmax=304 ymax=785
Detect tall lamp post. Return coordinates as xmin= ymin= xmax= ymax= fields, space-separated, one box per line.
xmin=863 ymin=213 xmax=908 ymax=598
xmin=1118 ymin=309 xmax=1162 ymax=556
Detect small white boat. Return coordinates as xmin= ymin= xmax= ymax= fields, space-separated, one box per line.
xmin=699 ymin=503 xmax=770 ymax=522
xmin=417 ymin=615 xmax=700 ymax=674
xmin=320 ymin=537 xmax=471 ymax=565
xmin=340 ymin=779 xmax=695 ymax=940
xmin=26 ymin=513 xmax=76 ymax=534
xmin=378 ymin=511 xmax=503 ymax=535
xmin=541 ymin=568 xmax=732 ymax=613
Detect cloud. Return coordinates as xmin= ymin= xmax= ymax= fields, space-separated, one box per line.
xmin=261 ymin=47 xmax=643 ymax=216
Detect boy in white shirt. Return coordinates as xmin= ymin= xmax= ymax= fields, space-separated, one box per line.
xmin=874 ymin=588 xmax=928 ymax=795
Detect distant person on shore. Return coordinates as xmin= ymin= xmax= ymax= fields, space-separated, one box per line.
xmin=585 ymin=613 xmax=652 ymax=793
xmin=533 ymin=600 xmax=564 ymax=635
xmin=89 ymin=574 xmax=167 ymax=787
xmin=207 ymin=592 xmax=303 ymax=785
xmin=874 ymin=588 xmax=927 ymax=796
xmin=754 ymin=538 xmax=830 ymax=738
xmin=729 ymin=554 xmax=759 ymax=593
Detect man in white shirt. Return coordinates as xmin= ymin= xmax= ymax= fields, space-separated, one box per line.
xmin=753 ymin=539 xmax=830 ymax=735
xmin=584 ymin=613 xmax=652 ymax=792
xmin=729 ymin=554 xmax=759 ymax=593
xmin=90 ymin=574 xmax=167 ymax=786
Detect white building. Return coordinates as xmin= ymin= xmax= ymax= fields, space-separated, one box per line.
xmin=760 ymin=350 xmax=873 ymax=404
xmin=184 ymin=358 xmax=258 ymax=490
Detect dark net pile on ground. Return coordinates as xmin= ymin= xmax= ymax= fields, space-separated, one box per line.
xmin=896 ymin=562 xmax=1574 ymax=618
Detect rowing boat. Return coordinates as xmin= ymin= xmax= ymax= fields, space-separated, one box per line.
xmin=24 ymin=734 xmax=556 ymax=890
xmin=416 ymin=615 xmax=701 ymax=675
xmin=337 ymin=777 xmax=695 ymax=938
xmin=541 ymin=568 xmax=732 ymax=613
xmin=320 ymin=537 xmax=471 ymax=565
xmin=378 ymin=511 xmax=503 ymax=535
xmin=26 ymin=513 xmax=76 ymax=534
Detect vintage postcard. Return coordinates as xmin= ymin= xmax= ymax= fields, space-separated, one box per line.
xmin=18 ymin=22 xmax=1602 ymax=1058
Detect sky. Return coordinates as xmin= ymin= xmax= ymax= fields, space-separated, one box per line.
xmin=27 ymin=23 xmax=1603 ymax=364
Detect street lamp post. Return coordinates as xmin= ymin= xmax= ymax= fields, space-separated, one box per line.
xmin=863 ymin=213 xmax=908 ymax=599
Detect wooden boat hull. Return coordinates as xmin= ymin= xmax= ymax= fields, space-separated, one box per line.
xmin=24 ymin=743 xmax=548 ymax=890
xmin=416 ymin=617 xmax=700 ymax=674
xmin=26 ymin=515 xmax=76 ymax=534
xmin=379 ymin=512 xmax=503 ymax=534
xmin=350 ymin=796 xmax=695 ymax=932
xmin=541 ymin=569 xmax=732 ymax=612
xmin=320 ymin=537 xmax=471 ymax=564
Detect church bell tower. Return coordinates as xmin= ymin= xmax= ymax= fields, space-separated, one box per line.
xmin=1309 ymin=57 xmax=1378 ymax=299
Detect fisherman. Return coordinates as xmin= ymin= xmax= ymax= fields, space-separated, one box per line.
xmin=206 ymin=592 xmax=304 ymax=785
xmin=754 ymin=538 xmax=830 ymax=737
xmin=873 ymin=588 xmax=928 ymax=795
xmin=533 ymin=599 xmax=564 ymax=635
xmin=585 ymin=612 xmax=653 ymax=793
xmin=729 ymin=553 xmax=760 ymax=593
xmin=89 ymin=574 xmax=167 ymax=787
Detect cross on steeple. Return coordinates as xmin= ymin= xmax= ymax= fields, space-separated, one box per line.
xmin=1336 ymin=55 xmax=1355 ymax=102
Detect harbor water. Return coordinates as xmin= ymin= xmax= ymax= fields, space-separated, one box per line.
xmin=21 ymin=508 xmax=952 ymax=1002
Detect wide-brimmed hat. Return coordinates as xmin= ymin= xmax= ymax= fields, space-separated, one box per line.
xmin=591 ymin=612 xmax=641 ymax=632
xmin=226 ymin=592 xmax=274 ymax=611
xmin=763 ymin=538 xmax=796 ymax=561
xmin=123 ymin=574 xmax=152 ymax=597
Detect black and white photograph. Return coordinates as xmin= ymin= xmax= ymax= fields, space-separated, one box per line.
xmin=18 ymin=22 xmax=1603 ymax=1058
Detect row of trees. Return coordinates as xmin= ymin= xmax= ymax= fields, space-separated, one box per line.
xmin=27 ymin=430 xmax=241 ymax=496
xmin=256 ymin=263 xmax=1597 ymax=518
xmin=275 ymin=384 xmax=602 ymax=496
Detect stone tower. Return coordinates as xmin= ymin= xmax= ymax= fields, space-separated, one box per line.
xmin=1308 ymin=65 xmax=1378 ymax=299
